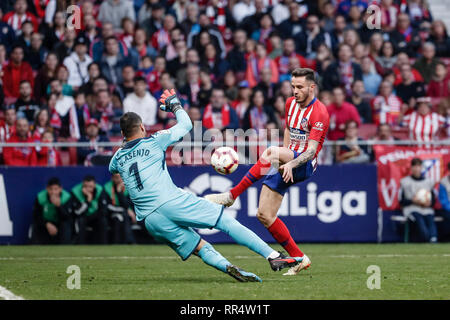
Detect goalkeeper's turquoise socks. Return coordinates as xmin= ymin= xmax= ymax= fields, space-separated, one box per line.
xmin=215 ymin=211 xmax=275 ymax=259
xmin=197 ymin=242 xmax=230 ymax=273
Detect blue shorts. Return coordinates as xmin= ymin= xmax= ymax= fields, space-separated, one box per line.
xmin=263 ymin=150 xmax=316 ymax=195
xmin=144 ymin=191 xmax=224 ymax=260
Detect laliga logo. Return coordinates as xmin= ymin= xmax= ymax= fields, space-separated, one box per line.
xmin=184 ymin=173 xmax=240 ymax=235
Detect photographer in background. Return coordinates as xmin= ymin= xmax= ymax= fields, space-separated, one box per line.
xmin=102 ymin=173 xmax=136 ymax=244
xmin=31 ymin=177 xmax=73 ymax=244
xmin=398 ymin=158 xmax=438 ymax=243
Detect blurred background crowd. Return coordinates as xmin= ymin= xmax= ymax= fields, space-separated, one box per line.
xmin=0 ymin=0 xmax=448 ymax=167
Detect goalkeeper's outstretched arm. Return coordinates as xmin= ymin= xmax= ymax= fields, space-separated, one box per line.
xmin=155 ymin=89 xmax=193 ymax=150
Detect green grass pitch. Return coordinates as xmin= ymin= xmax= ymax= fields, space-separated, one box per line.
xmin=0 ymin=244 xmax=449 ymax=300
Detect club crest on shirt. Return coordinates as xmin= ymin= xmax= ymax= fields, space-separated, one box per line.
xmin=300 ymin=118 xmax=308 ymax=130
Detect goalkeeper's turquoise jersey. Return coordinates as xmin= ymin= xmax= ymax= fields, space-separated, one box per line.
xmin=108 ymin=109 xmax=193 ymax=221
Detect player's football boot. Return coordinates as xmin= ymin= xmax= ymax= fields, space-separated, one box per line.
xmin=226 ymin=265 xmax=262 ymax=282
xmin=204 ymin=192 xmax=235 ymax=207
xmin=268 ymin=252 xmax=303 ymax=271
xmin=282 ymin=254 xmax=311 ymax=276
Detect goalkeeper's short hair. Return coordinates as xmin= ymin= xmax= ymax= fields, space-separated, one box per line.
xmin=120 ymin=112 xmax=142 ymax=138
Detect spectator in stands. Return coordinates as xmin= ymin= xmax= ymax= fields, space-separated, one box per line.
xmin=196 ymin=68 xmax=214 ymax=108
xmin=63 ymin=36 xmax=93 ymax=89
xmin=123 ymin=76 xmax=158 ymax=128
xmin=142 ymin=3 xmax=165 ymax=39
xmin=202 ymin=87 xmax=239 ymax=131
xmin=79 ymin=62 xmax=102 ymax=98
xmin=179 ymin=1 xmax=199 ymax=36
xmin=375 ymin=41 xmax=397 ymax=76
xmin=373 ymin=123 xmax=397 ymax=142
xmin=53 ymin=28 xmax=77 ymax=63
xmin=3 ymin=117 xmax=37 ymax=166
xmin=348 ymin=80 xmax=372 ymax=124
xmin=399 ymin=157 xmax=437 ymax=243
xmin=34 ymin=52 xmax=59 ymax=104
xmin=337 ymin=0 xmax=367 ymax=17
xmin=327 ymin=87 xmax=361 ymax=141
xmin=117 ymin=65 xmax=136 ymax=100
xmin=296 ymin=14 xmax=331 ymax=59
xmin=395 ymin=63 xmax=426 ymax=112
xmin=71 ymin=175 xmax=108 ymax=244
xmin=130 ymin=28 xmax=157 ymax=61
xmin=277 ymin=0 xmax=304 ymax=40
xmin=0 ymin=8 xmax=16 ymax=52
xmin=151 ymin=13 xmax=176 ymax=52
xmin=223 ymin=70 xmax=238 ymax=102
xmin=102 ymin=173 xmax=136 ymax=244
xmin=392 ymin=52 xmax=424 ymax=86
xmin=427 ymin=61 xmax=450 ymax=98
xmin=321 ymin=43 xmax=362 ymax=95
xmin=31 ymin=109 xmax=51 ymax=141
xmin=226 ymin=29 xmax=248 ymax=77
xmin=231 ymin=81 xmax=252 ymax=124
xmin=98 ymin=0 xmax=136 ymax=32
xmin=2 ymin=0 xmax=38 ymax=36
xmin=31 ymin=177 xmax=73 ymax=244
xmin=27 ymin=32 xmax=47 ymax=71
xmin=427 ymin=20 xmax=450 ymax=58
xmin=402 ymin=97 xmax=446 ymax=143
xmin=246 ymin=42 xmax=279 ymax=88
xmin=242 ymin=88 xmax=278 ymax=132
xmin=13 ymin=80 xmax=40 ymax=123
xmin=275 ymin=38 xmax=309 ymax=80
xmin=328 ymin=15 xmax=346 ymax=52
xmin=100 ymin=36 xmax=132 ymax=86
xmin=319 ymin=1 xmax=336 ymax=33
xmin=73 ymin=91 xmax=90 ymax=137
xmin=77 ymin=118 xmax=111 ymax=165
xmin=0 ymin=106 xmax=16 ymax=163
xmin=35 ymin=130 xmax=61 ymax=166
xmin=406 ymin=0 xmax=432 ymax=28
xmin=335 ymin=119 xmax=370 ymax=164
xmin=91 ymin=22 xmax=126 ymax=63
xmin=14 ymin=20 xmax=33 ymax=57
xmin=2 ymin=45 xmax=34 ymax=100
xmin=91 ymin=89 xmax=116 ymax=135
xmin=379 ymin=0 xmax=398 ymax=33
xmin=389 ymin=12 xmax=421 ymax=57
xmin=200 ymin=42 xmax=228 ymax=83
xmin=49 ymin=78 xmax=79 ymax=139
xmin=371 ymin=80 xmax=403 ymax=126
xmin=78 ymin=13 xmax=100 ymax=49
xmin=347 ymin=4 xmax=364 ymax=30
xmin=254 ymin=67 xmax=279 ymax=106
xmin=315 ymin=42 xmax=334 ymax=75
xmin=413 ymin=42 xmax=443 ymax=84
xmin=40 ymin=10 xmax=66 ymax=51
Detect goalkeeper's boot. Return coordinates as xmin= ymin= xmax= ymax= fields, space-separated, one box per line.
xmin=204 ymin=192 xmax=235 ymax=207
xmin=283 ymin=254 xmax=311 ymax=276
xmin=226 ymin=265 xmax=262 ymax=282
xmin=268 ymin=252 xmax=303 ymax=271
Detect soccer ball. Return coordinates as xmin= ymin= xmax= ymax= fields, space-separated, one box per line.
xmin=415 ymin=188 xmax=431 ymax=205
xmin=211 ymin=147 xmax=239 ymax=175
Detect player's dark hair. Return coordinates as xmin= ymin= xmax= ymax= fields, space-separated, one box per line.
xmin=291 ymin=68 xmax=316 ymax=84
xmin=120 ymin=112 xmax=142 ymax=138
xmin=83 ymin=175 xmax=96 ymax=183
xmin=47 ymin=177 xmax=61 ymax=187
xmin=411 ymin=158 xmax=423 ymax=166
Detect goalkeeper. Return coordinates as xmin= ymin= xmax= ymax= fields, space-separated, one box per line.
xmin=108 ymin=89 xmax=303 ymax=282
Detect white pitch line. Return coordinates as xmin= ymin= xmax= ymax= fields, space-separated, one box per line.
xmin=0 ymin=254 xmax=449 ymax=261
xmin=0 ymin=286 xmax=24 ymax=300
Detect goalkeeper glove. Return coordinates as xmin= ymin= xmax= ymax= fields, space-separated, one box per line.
xmin=159 ymin=89 xmax=182 ymax=113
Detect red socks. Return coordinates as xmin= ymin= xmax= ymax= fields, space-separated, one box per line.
xmin=267 ymin=218 xmax=304 ymax=257
xmin=230 ymin=157 xmax=271 ymax=199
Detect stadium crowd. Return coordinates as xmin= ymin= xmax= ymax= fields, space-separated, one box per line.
xmin=0 ymin=0 xmax=449 ymax=244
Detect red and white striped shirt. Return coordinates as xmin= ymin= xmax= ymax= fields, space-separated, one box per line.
xmin=285 ymin=96 xmax=329 ymax=160
xmin=2 ymin=12 xmax=38 ymax=34
xmin=403 ymin=111 xmax=446 ymax=142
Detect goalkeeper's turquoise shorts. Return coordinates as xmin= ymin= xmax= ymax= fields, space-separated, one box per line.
xmin=143 ymin=192 xmax=224 ymax=260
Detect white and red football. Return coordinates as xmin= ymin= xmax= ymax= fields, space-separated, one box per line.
xmin=211 ymin=147 xmax=239 ymax=175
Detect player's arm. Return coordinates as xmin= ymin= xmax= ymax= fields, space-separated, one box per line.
xmin=280 ymin=139 xmax=318 ymax=182
xmin=155 ymin=89 xmax=193 ymax=151
xmin=283 ymin=127 xmax=290 ymax=148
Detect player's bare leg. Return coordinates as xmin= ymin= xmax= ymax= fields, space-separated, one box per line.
xmin=204 ymin=146 xmax=293 ymax=206
xmin=257 ymin=185 xmax=311 ymax=276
